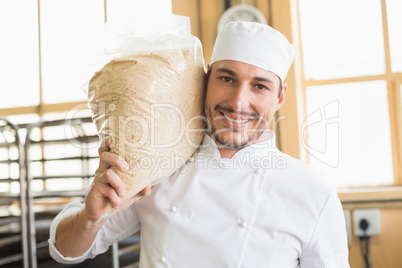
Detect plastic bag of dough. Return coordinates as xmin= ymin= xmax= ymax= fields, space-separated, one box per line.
xmin=83 ymin=15 xmax=205 ymax=202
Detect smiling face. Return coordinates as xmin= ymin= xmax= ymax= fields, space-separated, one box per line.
xmin=205 ymin=60 xmax=286 ymax=155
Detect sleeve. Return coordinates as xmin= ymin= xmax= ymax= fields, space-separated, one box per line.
xmin=48 ymin=201 xmax=141 ymax=264
xmin=299 ymin=191 xmax=350 ymax=268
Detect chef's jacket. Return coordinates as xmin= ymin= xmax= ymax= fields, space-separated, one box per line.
xmin=49 ymin=132 xmax=350 ymax=267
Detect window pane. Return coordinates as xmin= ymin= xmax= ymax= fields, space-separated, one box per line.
xmin=106 ymin=0 xmax=172 ymax=25
xmin=0 ymin=0 xmax=40 ymax=108
xmin=386 ymin=0 xmax=402 ymax=73
xmin=40 ymin=0 xmax=104 ymax=104
xmin=299 ymin=0 xmax=385 ymax=80
xmin=304 ymin=81 xmax=393 ymax=187
xmin=7 ymin=114 xmax=40 ymax=125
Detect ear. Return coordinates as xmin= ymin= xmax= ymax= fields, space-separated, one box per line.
xmin=276 ymin=83 xmax=287 ymax=111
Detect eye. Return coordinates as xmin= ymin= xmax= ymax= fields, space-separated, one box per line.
xmin=256 ymin=84 xmax=269 ymax=90
xmin=219 ymin=76 xmax=233 ymax=83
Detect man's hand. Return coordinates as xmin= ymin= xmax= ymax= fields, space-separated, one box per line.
xmin=84 ymin=137 xmax=152 ymax=223
xmin=54 ymin=138 xmax=151 ymax=258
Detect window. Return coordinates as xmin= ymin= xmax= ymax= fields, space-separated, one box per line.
xmin=304 ymin=81 xmax=393 ymax=187
xmin=298 ymin=0 xmax=402 ymax=187
xmin=0 ymin=0 xmax=40 ymax=109
xmin=40 ymin=0 xmax=104 ymax=104
xmin=386 ymin=0 xmax=402 ymax=73
xmin=0 ymin=1 xmax=172 ymax=195
xmin=0 ymin=0 xmax=173 ymax=114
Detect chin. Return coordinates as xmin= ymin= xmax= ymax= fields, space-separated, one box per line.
xmin=213 ymin=132 xmax=250 ymax=149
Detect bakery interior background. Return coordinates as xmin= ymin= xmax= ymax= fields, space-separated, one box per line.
xmin=0 ymin=0 xmax=402 ymax=267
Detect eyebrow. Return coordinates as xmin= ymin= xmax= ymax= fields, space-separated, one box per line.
xmin=254 ymin=76 xmax=275 ymax=85
xmin=215 ymin=67 xmax=237 ymax=76
xmin=216 ymin=67 xmax=275 ymax=84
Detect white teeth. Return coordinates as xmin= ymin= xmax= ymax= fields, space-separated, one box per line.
xmin=222 ymin=113 xmax=251 ymax=124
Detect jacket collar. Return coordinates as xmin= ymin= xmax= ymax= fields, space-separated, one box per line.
xmin=197 ymin=130 xmax=278 ymax=160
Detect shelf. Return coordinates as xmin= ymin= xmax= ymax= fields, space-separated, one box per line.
xmin=0 ymin=178 xmax=22 ymax=183
xmin=0 ymin=234 xmax=21 ymax=247
xmin=1 ymin=116 xmax=133 ymax=267
xmin=31 ymin=156 xmax=99 ymax=162
xmin=32 ymin=175 xmax=93 ymax=180
xmin=28 ymin=135 xmax=99 ymax=146
xmin=0 ymin=216 xmax=20 ymax=228
xmin=0 ymin=118 xmax=26 ymax=267
xmin=0 ymin=142 xmax=15 ymax=148
xmin=0 ymin=159 xmax=19 ymax=164
xmin=0 ymin=253 xmax=23 ymax=266
xmin=0 ymin=195 xmax=19 ymax=206
xmin=33 ymin=190 xmax=87 ymax=199
xmin=22 ymin=116 xmax=105 ymax=267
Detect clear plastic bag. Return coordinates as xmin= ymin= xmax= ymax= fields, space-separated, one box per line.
xmin=83 ymin=15 xmax=206 ymax=202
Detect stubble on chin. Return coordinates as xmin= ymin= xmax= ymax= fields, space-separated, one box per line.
xmin=204 ymin=102 xmax=267 ymax=150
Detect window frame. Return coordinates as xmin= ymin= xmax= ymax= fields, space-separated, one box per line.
xmin=271 ymin=0 xmax=402 ymax=193
xmin=395 ymin=79 xmax=402 ymax=185
xmin=0 ymin=0 xmax=107 ymax=117
xmin=296 ymin=0 xmax=402 ymax=188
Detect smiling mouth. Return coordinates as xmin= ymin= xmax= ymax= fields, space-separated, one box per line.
xmin=220 ymin=112 xmax=253 ymax=124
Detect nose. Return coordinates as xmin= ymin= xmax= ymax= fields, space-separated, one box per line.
xmin=230 ymin=82 xmax=251 ymax=111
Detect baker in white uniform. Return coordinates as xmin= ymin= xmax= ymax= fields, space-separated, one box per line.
xmin=49 ymin=21 xmax=350 ymax=267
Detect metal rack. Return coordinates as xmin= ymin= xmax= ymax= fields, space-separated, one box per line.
xmin=0 ymin=118 xmax=28 ymax=268
xmin=23 ymin=116 xmax=140 ymax=268
xmin=24 ymin=117 xmax=98 ymax=267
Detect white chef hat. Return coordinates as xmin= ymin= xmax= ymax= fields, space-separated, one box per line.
xmin=210 ymin=21 xmax=295 ymax=81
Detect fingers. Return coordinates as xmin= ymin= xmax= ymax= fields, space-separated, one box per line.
xmin=98 ymin=137 xmax=112 ymax=156
xmin=94 ymin=183 xmax=121 ymax=207
xmin=139 ymin=185 xmax=152 ymax=196
xmin=91 ymin=137 xmax=132 ymax=210
xmin=89 ymin=168 xmax=125 ymax=209
xmin=90 ymin=179 xmax=152 ymax=213
xmin=118 ymin=186 xmax=152 ymax=210
xmin=102 ymin=169 xmax=126 ymax=198
xmin=98 ymin=151 xmax=130 ymax=173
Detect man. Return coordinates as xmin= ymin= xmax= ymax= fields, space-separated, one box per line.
xmin=49 ymin=21 xmax=350 ymax=267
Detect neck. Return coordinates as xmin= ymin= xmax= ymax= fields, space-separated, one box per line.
xmin=218 ymin=147 xmax=240 ymax=159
